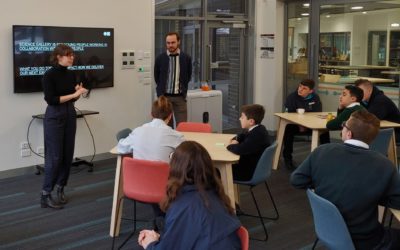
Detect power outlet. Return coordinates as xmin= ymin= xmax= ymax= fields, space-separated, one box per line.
xmin=37 ymin=146 xmax=45 ymax=155
xmin=20 ymin=141 xmax=30 ymax=150
xmin=21 ymin=149 xmax=31 ymax=157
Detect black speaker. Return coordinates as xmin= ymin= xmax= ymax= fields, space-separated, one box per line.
xmin=203 ymin=112 xmax=209 ymax=123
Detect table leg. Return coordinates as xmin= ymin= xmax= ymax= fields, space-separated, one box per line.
xmin=110 ymin=155 xmax=124 ymax=237
xmin=216 ymin=162 xmax=236 ymax=210
xmin=273 ymin=118 xmax=289 ymax=170
xmin=387 ymin=130 xmax=398 ymax=167
xmin=311 ymin=130 xmax=321 ymax=151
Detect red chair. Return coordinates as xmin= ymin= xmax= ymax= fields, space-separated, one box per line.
xmin=237 ymin=226 xmax=249 ymax=250
xmin=176 ymin=122 xmax=212 ymax=133
xmin=112 ymin=158 xmax=169 ymax=250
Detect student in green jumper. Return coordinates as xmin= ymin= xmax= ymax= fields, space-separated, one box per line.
xmin=326 ymin=85 xmax=364 ymax=130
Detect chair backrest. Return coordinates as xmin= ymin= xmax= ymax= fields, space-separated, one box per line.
xmin=370 ymin=128 xmax=394 ymax=156
xmin=176 ymin=122 xmax=212 ymax=133
xmin=246 ymin=141 xmax=277 ymax=185
xmin=236 ymin=226 xmax=249 ymax=250
xmin=306 ymin=189 xmax=355 ymax=250
xmin=116 ymin=128 xmax=132 ymax=141
xmin=122 ymin=157 xmax=170 ymax=203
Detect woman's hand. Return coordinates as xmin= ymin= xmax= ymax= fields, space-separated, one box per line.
xmin=74 ymin=83 xmax=88 ymax=98
xmin=138 ymin=230 xmax=160 ymax=249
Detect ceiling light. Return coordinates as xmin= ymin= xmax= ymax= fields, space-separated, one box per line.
xmin=362 ymin=11 xmax=367 ymax=14
xmin=301 ymin=13 xmax=309 ymax=16
xmin=303 ymin=3 xmax=310 ymax=7
xmin=326 ymin=15 xmax=331 ymax=18
xmin=391 ymin=23 xmax=400 ymax=27
xmin=297 ymin=18 xmax=302 ymax=21
xmin=351 ymin=6 xmax=364 ymax=10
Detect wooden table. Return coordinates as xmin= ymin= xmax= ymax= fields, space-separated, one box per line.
xmin=338 ymin=76 xmax=394 ymax=84
xmin=273 ymin=112 xmax=400 ymax=170
xmin=109 ymin=132 xmax=239 ymax=237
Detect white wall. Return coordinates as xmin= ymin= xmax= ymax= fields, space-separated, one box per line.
xmin=254 ymin=0 xmax=284 ymax=131
xmin=0 ymin=0 xmax=154 ymax=172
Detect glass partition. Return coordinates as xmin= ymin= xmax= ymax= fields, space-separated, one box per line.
xmin=155 ymin=0 xmax=202 ymax=17
xmin=286 ymin=1 xmax=310 ymax=96
xmin=316 ymin=1 xmax=400 ymax=110
xmin=207 ymin=0 xmax=246 ymax=15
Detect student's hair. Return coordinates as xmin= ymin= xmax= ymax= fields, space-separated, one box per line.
xmin=160 ymin=141 xmax=234 ymax=215
xmin=347 ymin=109 xmax=380 ymax=144
xmin=300 ymin=79 xmax=315 ymax=90
xmin=241 ymin=104 xmax=265 ymax=124
xmin=165 ymin=32 xmax=180 ymax=41
xmin=344 ymin=85 xmax=364 ymax=102
xmin=151 ymin=96 xmax=173 ymax=120
xmin=354 ymin=78 xmax=373 ymax=89
xmin=50 ymin=44 xmax=74 ymax=65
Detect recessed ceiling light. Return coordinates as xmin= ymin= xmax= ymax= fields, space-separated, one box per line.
xmin=391 ymin=23 xmax=400 ymax=27
xmin=303 ymin=3 xmax=310 ymax=7
xmin=297 ymin=18 xmax=302 ymax=21
xmin=301 ymin=13 xmax=309 ymax=16
xmin=351 ymin=6 xmax=364 ymax=10
xmin=362 ymin=11 xmax=367 ymax=14
xmin=326 ymin=15 xmax=331 ymax=18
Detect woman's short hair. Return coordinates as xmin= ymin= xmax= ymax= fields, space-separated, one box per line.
xmin=160 ymin=141 xmax=234 ymax=215
xmin=151 ymin=96 xmax=173 ymax=120
xmin=50 ymin=44 xmax=74 ymax=65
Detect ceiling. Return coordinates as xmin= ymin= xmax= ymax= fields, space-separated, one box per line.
xmin=288 ymin=1 xmax=400 ymax=19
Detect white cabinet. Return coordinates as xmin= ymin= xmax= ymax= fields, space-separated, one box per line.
xmin=186 ymin=90 xmax=222 ymax=132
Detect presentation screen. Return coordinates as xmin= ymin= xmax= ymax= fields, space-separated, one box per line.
xmin=13 ymin=25 xmax=114 ymax=93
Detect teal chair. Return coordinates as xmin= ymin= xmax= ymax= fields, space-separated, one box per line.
xmin=116 ymin=128 xmax=132 ymax=141
xmin=234 ymin=142 xmax=279 ymax=241
xmin=307 ymin=189 xmax=355 ymax=250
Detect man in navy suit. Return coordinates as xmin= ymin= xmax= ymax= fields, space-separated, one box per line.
xmin=227 ymin=104 xmax=271 ymax=181
xmin=154 ymin=32 xmax=192 ymax=127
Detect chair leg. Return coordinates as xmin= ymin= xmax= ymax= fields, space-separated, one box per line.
xmin=312 ymin=238 xmax=319 ymax=250
xmin=118 ymin=201 xmax=137 ymax=249
xmin=264 ymin=182 xmax=279 ymax=220
xmin=389 ymin=214 xmax=394 ymax=228
xmin=112 ymin=196 xmax=125 ymax=250
xmin=249 ymin=187 xmax=268 ymax=241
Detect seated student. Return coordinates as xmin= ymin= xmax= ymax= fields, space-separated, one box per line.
xmin=117 ymin=96 xmax=184 ymax=162
xmin=226 ymin=104 xmax=271 ymax=181
xmin=138 ymin=141 xmax=241 ymax=250
xmin=326 ymin=85 xmax=364 ymax=130
xmin=117 ymin=96 xmax=184 ymax=222
xmin=291 ymin=109 xmax=400 ymax=250
xmin=283 ymin=79 xmax=330 ymax=169
xmin=355 ymin=79 xmax=400 ymax=142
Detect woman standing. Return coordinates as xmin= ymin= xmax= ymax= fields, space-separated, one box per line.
xmin=41 ymin=44 xmax=87 ymax=209
xmin=138 ymin=141 xmax=241 ymax=249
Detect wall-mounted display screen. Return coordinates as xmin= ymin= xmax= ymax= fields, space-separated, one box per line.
xmin=13 ymin=25 xmax=114 ymax=93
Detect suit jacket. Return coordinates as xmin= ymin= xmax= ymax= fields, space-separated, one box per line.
xmin=154 ymin=51 xmax=192 ymax=98
xmin=227 ymin=125 xmax=271 ymax=181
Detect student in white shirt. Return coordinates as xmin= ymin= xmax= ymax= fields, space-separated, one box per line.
xmin=117 ymin=96 xmax=184 ymax=162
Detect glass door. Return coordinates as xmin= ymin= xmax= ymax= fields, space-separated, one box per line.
xmin=205 ymin=22 xmax=245 ymax=130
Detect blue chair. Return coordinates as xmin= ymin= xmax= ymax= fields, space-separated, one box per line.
xmin=234 ymin=142 xmax=279 ymax=241
xmin=116 ymin=128 xmax=132 ymax=141
xmin=306 ymin=189 xmax=355 ymax=250
xmin=370 ymin=128 xmax=394 ymax=156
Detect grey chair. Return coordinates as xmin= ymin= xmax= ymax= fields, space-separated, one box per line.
xmin=307 ymin=189 xmax=355 ymax=250
xmin=116 ymin=128 xmax=132 ymax=141
xmin=234 ymin=142 xmax=279 ymax=241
